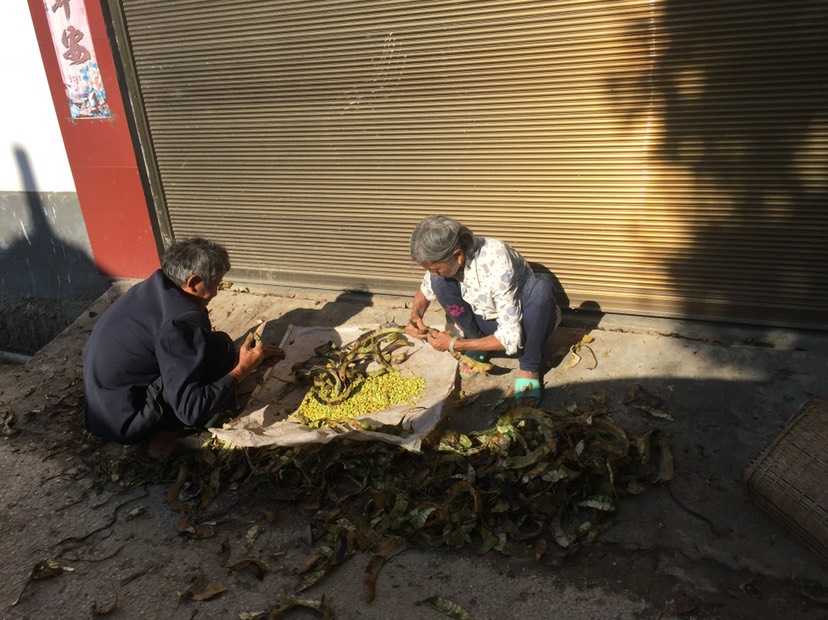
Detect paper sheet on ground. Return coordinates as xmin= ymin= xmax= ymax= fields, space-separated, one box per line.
xmin=210 ymin=325 xmax=457 ymax=451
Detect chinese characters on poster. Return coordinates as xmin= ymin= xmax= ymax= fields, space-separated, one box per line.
xmin=45 ymin=0 xmax=111 ymax=119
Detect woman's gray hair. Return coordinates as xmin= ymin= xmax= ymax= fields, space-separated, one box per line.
xmin=161 ymin=237 xmax=231 ymax=286
xmin=410 ymin=215 xmax=475 ymax=264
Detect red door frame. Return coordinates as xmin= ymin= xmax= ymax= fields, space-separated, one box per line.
xmin=27 ymin=0 xmax=160 ymax=278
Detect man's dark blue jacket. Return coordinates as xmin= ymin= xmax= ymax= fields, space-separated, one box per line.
xmin=82 ymin=270 xmax=236 ymax=443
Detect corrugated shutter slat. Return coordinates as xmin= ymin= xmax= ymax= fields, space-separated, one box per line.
xmin=113 ymin=0 xmax=828 ymax=327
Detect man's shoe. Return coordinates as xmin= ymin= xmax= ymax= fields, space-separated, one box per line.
xmin=170 ymin=431 xmax=213 ymax=456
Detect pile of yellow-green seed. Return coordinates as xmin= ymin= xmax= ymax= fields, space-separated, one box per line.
xmin=292 ymin=370 xmax=426 ymax=428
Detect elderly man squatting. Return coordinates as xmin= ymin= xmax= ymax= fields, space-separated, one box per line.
xmin=82 ymin=237 xmax=284 ymax=457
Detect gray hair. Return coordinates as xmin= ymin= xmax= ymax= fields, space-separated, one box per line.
xmin=410 ymin=215 xmax=475 ymax=264
xmin=161 ymin=237 xmax=231 ymax=286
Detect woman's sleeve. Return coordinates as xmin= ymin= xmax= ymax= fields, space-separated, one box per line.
xmin=489 ymin=248 xmax=523 ymax=355
xmin=419 ymin=271 xmax=437 ymax=301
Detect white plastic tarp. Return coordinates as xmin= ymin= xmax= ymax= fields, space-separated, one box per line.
xmin=210 ymin=325 xmax=457 ymax=451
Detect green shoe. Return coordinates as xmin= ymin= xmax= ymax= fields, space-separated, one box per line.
xmin=514 ymin=377 xmax=542 ymax=406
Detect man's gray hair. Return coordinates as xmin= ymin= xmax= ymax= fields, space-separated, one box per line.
xmin=161 ymin=237 xmax=231 ymax=286
xmin=410 ymin=215 xmax=475 ymax=264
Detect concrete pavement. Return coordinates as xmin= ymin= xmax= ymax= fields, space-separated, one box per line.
xmin=2 ymin=279 xmax=826 ymax=619
xmin=213 ymin=280 xmax=828 ymax=582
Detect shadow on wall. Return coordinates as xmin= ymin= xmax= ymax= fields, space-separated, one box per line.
xmin=529 ymin=261 xmax=604 ymax=333
xmin=608 ymin=1 xmax=828 ymax=327
xmin=0 ymin=146 xmax=110 ymax=355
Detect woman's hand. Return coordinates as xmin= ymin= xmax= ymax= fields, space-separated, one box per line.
xmin=406 ymin=290 xmax=432 ymax=340
xmin=405 ymin=317 xmax=430 ymax=340
xmin=426 ymin=328 xmax=453 ymax=352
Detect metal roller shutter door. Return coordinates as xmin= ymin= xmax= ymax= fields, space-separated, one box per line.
xmin=110 ymin=0 xmax=828 ymax=328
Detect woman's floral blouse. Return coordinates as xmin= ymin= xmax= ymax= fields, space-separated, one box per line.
xmin=420 ymin=236 xmax=533 ymax=355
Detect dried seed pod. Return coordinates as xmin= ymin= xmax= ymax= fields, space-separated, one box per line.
xmin=291 ymin=324 xmax=421 ymax=410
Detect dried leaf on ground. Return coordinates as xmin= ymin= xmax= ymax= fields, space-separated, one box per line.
xmin=562 ymin=337 xmax=598 ymax=371
xmin=12 ymin=559 xmax=74 ymax=606
xmin=178 ymin=583 xmax=227 ymax=601
xmin=363 ymin=536 xmax=408 ymax=602
xmin=0 ymin=408 xmax=18 ymax=436
xmin=100 ymin=396 xmax=673 ymax=603
xmin=90 ymin=581 xmax=119 ymax=616
xmin=416 ymin=595 xmax=475 ymax=619
xmin=264 ymin=595 xmax=335 ymax=619
xmin=228 ymin=559 xmax=269 ymax=581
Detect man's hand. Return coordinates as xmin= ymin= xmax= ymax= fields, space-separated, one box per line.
xmin=230 ymin=333 xmax=285 ymax=383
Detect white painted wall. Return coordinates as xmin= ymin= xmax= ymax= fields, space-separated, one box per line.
xmin=0 ymin=1 xmax=75 ymax=192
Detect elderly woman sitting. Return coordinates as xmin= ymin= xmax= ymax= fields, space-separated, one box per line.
xmin=405 ymin=215 xmax=560 ymax=405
